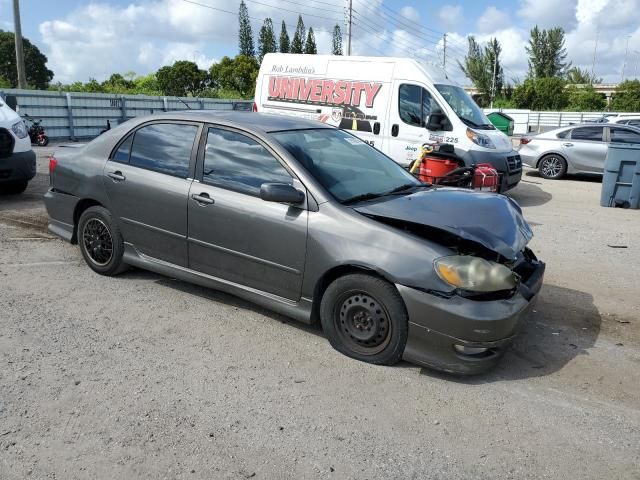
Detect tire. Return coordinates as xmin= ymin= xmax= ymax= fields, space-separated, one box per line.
xmin=538 ymin=154 xmax=567 ymax=180
xmin=1 ymin=180 xmax=28 ymax=195
xmin=37 ymin=135 xmax=49 ymax=147
xmin=77 ymin=206 xmax=128 ymax=276
xmin=320 ymin=273 xmax=409 ymax=366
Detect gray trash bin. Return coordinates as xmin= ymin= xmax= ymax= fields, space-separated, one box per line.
xmin=600 ymin=144 xmax=640 ymax=209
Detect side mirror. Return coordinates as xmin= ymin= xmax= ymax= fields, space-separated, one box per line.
xmin=426 ymin=112 xmax=453 ymax=132
xmin=260 ymin=183 xmax=305 ymax=204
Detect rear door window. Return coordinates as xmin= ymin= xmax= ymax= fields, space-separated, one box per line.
xmin=112 ymin=135 xmax=133 ymax=163
xmin=627 ymin=119 xmax=640 ymax=127
xmin=610 ymin=127 xmax=640 ymax=144
xmin=570 ymin=127 xmax=604 ymax=142
xmin=129 ymin=123 xmax=198 ymax=178
xmin=202 ymin=128 xmax=292 ymax=196
xmin=557 ymin=130 xmax=570 ymax=139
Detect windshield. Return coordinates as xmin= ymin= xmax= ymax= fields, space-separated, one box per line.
xmin=271 ymin=128 xmax=421 ymax=204
xmin=435 ymin=84 xmax=493 ymax=129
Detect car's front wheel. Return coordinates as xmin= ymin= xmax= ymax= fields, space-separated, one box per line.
xmin=320 ymin=273 xmax=408 ymax=365
xmin=538 ymin=154 xmax=567 ymax=179
xmin=78 ymin=206 xmax=127 ymax=276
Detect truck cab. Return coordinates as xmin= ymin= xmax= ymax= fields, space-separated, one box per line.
xmin=0 ymin=95 xmax=36 ymax=194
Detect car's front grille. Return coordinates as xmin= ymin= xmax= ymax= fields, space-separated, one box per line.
xmin=507 ymin=154 xmax=522 ymax=173
xmin=0 ymin=128 xmax=15 ymax=158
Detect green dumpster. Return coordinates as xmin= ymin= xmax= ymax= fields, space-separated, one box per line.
xmin=487 ymin=112 xmax=514 ymax=136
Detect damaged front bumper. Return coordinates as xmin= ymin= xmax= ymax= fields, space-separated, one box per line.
xmin=398 ymin=260 xmax=545 ymax=375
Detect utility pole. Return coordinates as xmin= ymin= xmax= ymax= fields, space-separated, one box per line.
xmin=634 ymin=51 xmax=640 ymax=79
xmin=346 ymin=0 xmax=352 ymax=56
xmin=591 ymin=27 xmax=599 ymax=80
xmin=621 ymin=35 xmax=631 ymax=83
xmin=442 ymin=33 xmax=447 ymax=71
xmin=12 ymin=0 xmax=27 ymax=89
xmin=490 ymin=53 xmax=497 ymax=109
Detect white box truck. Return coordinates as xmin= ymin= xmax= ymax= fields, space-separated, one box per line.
xmin=0 ymin=95 xmax=36 ymax=194
xmin=255 ymin=54 xmax=522 ymax=191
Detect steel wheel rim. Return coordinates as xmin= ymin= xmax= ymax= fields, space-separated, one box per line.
xmin=82 ymin=218 xmax=113 ymax=266
xmin=334 ymin=290 xmax=392 ymax=356
xmin=541 ymin=157 xmax=562 ymax=177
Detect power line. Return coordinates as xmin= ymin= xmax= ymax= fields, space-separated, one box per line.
xmin=351 ymin=11 xmax=440 ymax=56
xmin=242 ymin=0 xmax=342 ymax=22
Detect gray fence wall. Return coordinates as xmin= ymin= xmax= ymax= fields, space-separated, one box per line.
xmin=0 ymin=89 xmax=252 ymax=140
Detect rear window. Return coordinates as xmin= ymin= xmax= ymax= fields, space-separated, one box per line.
xmin=610 ymin=127 xmax=640 ymax=144
xmin=571 ymin=127 xmax=604 ymax=142
xmin=557 ymin=130 xmax=570 ymax=139
xmin=129 ymin=123 xmax=198 ymax=178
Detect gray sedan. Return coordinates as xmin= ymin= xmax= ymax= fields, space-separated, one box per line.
xmin=519 ymin=123 xmax=640 ymax=179
xmin=45 ymin=112 xmax=544 ymax=375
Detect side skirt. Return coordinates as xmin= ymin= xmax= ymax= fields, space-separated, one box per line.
xmin=122 ymin=243 xmax=314 ymax=324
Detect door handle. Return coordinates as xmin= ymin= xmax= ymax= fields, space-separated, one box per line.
xmin=107 ymin=171 xmax=126 ymax=181
xmin=191 ymin=193 xmax=214 ymax=205
xmin=563 ymin=143 xmax=574 ymax=147
xmin=391 ymin=124 xmax=399 ymax=137
xmin=373 ymin=122 xmax=380 ymax=135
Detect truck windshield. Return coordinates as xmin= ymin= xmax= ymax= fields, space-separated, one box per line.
xmin=435 ymin=84 xmax=494 ymax=130
xmin=271 ymin=128 xmax=422 ymax=204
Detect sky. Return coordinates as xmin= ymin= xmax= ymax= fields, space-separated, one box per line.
xmin=1 ymin=0 xmax=639 ymax=85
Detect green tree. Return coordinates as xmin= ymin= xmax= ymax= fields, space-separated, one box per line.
xmin=526 ymin=26 xmax=571 ymax=79
xmin=611 ymin=80 xmax=640 ymax=112
xmin=566 ymin=85 xmax=606 ymax=111
xmin=566 ymin=67 xmax=601 ymax=85
xmin=304 ymin=27 xmax=317 ymax=54
xmin=156 ymin=61 xmax=208 ymax=97
xmin=210 ymin=55 xmax=260 ymax=98
xmin=238 ymin=0 xmax=255 ymax=57
xmin=291 ymin=16 xmax=305 ymax=54
xmin=258 ymin=18 xmax=277 ymax=63
xmin=332 ymin=24 xmax=343 ymax=55
xmin=279 ymin=21 xmax=290 ymax=53
xmin=0 ymin=30 xmax=54 ymax=88
xmin=102 ymin=73 xmax=135 ymax=93
xmin=0 ymin=76 xmax=11 ymax=88
xmin=513 ymin=77 xmax=569 ymax=110
xmin=458 ymin=36 xmax=503 ymax=106
xmin=133 ymin=74 xmax=162 ymax=95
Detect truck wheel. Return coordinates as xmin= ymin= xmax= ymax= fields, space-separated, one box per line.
xmin=538 ymin=154 xmax=567 ymax=179
xmin=320 ymin=273 xmax=408 ymax=365
xmin=78 ymin=206 xmax=128 ymax=276
xmin=1 ymin=180 xmax=28 ymax=194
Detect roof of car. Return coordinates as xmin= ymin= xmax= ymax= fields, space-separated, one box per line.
xmin=159 ymin=110 xmax=331 ymax=133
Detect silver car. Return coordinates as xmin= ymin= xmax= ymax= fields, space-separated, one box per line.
xmin=519 ymin=123 xmax=640 ymax=179
xmin=45 ymin=111 xmax=544 ymax=375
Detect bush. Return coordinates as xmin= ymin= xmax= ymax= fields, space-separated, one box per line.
xmin=566 ymin=85 xmax=606 ymax=111
xmin=610 ymin=80 xmax=640 ymax=112
xmin=513 ymin=77 xmax=568 ymax=110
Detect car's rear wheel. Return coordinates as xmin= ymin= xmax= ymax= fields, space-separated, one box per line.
xmin=538 ymin=154 xmax=567 ymax=179
xmin=78 ymin=206 xmax=127 ymax=276
xmin=0 ymin=180 xmax=28 ymax=195
xmin=320 ymin=273 xmax=408 ymax=365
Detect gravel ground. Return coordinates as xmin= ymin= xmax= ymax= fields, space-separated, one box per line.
xmin=0 ymin=145 xmax=639 ymax=479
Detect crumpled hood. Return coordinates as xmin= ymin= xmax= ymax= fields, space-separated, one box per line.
xmin=354 ymin=187 xmax=533 ymax=259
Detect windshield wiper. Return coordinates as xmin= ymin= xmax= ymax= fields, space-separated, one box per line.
xmin=387 ymin=183 xmax=430 ymax=195
xmin=342 ymin=183 xmax=428 ymax=205
xmin=460 ymin=117 xmax=480 ymax=128
xmin=341 ymin=192 xmax=386 ymax=205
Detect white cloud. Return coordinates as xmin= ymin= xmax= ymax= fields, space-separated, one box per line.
xmin=477 ymin=7 xmax=511 ymax=34
xmin=518 ymin=0 xmax=578 ymax=29
xmin=399 ymin=6 xmax=420 ymax=23
xmin=437 ymin=5 xmax=463 ymax=32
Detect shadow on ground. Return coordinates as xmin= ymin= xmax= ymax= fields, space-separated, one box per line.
xmin=420 ymin=284 xmax=601 ymax=383
xmin=525 ymin=170 xmax=602 ymax=183
xmin=507 ymin=178 xmax=553 ymax=207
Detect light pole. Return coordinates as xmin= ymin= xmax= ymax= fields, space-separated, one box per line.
xmin=12 ymin=0 xmax=27 ymax=89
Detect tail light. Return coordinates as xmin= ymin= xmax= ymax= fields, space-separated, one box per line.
xmin=252 ymin=102 xmax=258 ymax=112
xmin=48 ymin=155 xmax=57 ymax=175
xmin=520 ymin=137 xmax=532 ymax=145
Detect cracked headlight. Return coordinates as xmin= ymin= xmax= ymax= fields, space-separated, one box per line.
xmin=11 ymin=121 xmax=28 ymax=139
xmin=434 ymin=255 xmax=517 ymax=292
